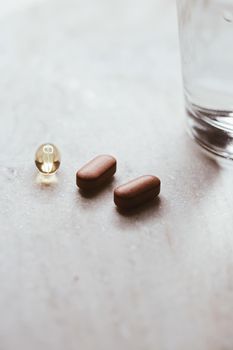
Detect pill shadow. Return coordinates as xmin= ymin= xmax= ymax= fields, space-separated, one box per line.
xmin=35 ymin=173 xmax=58 ymax=187
xmin=78 ymin=177 xmax=116 ymax=199
xmin=115 ymin=196 xmax=162 ymax=218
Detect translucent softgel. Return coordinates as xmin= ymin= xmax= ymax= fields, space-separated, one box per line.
xmin=35 ymin=143 xmax=61 ymax=175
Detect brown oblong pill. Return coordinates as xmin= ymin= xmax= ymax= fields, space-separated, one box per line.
xmin=76 ymin=154 xmax=117 ymax=190
xmin=114 ymin=175 xmax=160 ymax=210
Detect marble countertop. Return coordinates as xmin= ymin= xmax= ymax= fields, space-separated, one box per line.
xmin=0 ymin=0 xmax=233 ymax=349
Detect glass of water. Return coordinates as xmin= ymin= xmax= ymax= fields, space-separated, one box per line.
xmin=176 ymin=0 xmax=233 ymax=159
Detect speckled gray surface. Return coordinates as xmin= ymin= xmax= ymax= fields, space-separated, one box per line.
xmin=1 ymin=1 xmax=233 ymax=349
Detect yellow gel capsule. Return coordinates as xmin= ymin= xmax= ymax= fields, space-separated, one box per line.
xmin=35 ymin=143 xmax=61 ymax=175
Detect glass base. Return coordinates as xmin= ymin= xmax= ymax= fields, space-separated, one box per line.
xmin=187 ymin=102 xmax=233 ymax=160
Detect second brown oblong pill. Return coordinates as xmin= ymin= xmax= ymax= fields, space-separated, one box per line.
xmin=76 ymin=154 xmax=117 ymax=190
xmin=114 ymin=175 xmax=161 ymax=210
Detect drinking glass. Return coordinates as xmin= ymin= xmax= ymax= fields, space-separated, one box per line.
xmin=176 ymin=0 xmax=233 ymax=159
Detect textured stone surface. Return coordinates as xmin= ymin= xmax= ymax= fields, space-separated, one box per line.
xmin=0 ymin=1 xmax=233 ymax=350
